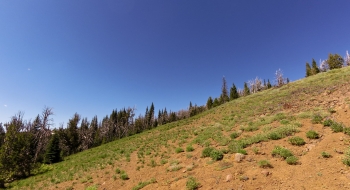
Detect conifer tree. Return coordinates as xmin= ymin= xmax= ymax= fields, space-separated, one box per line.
xmin=306 ymin=62 xmax=312 ymax=77
xmin=66 ymin=113 xmax=80 ymax=154
xmin=229 ymin=83 xmax=239 ymax=100
xmin=267 ymin=79 xmax=272 ymax=89
xmin=206 ymin=97 xmax=213 ymax=109
xmin=220 ymin=77 xmax=229 ymax=103
xmin=328 ymin=53 xmax=344 ymax=69
xmin=243 ymin=82 xmax=250 ymax=96
xmin=213 ymin=98 xmax=220 ymax=107
xmin=44 ymin=132 xmax=61 ymax=164
xmin=311 ymin=59 xmax=320 ymax=75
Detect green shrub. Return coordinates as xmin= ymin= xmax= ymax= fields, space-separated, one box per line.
xmin=306 ymin=130 xmax=319 ymax=139
xmin=280 ymin=119 xmax=290 ymax=125
xmin=268 ymin=132 xmax=282 ymax=140
xmin=258 ymin=160 xmax=273 ymax=168
xmin=230 ymin=132 xmax=240 ymax=139
xmin=288 ymin=136 xmax=305 ymax=146
xmin=186 ymin=176 xmax=200 ymax=190
xmin=311 ymin=114 xmax=323 ymax=124
xmin=186 ymin=145 xmax=194 ymax=152
xmin=202 ymin=147 xmax=214 ymax=158
xmin=210 ymin=150 xmax=223 ymax=161
xmin=175 ymin=147 xmax=184 ymax=153
xmin=271 ymin=146 xmax=293 ymax=159
xmin=115 ymin=168 xmax=121 ymax=174
xmin=321 ymin=151 xmax=331 ymax=158
xmin=323 ymin=119 xmax=334 ymax=126
xmin=237 ymin=149 xmax=247 ymax=155
xmin=286 ymin=156 xmax=299 ymax=165
xmin=120 ymin=172 xmax=129 ymax=180
xmin=344 ymin=128 xmax=350 ymax=136
xmin=330 ymin=122 xmax=344 ymax=133
xmin=343 ymin=148 xmax=350 ymax=166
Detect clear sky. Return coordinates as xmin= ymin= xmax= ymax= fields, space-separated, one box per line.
xmin=1 ymin=0 xmax=349 ymax=127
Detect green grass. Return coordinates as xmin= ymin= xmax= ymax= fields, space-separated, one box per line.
xmin=132 ymin=178 xmax=156 ymax=190
xmin=288 ymin=136 xmax=306 ymax=146
xmin=186 ymin=176 xmax=200 ymax=190
xmin=306 ymin=130 xmax=319 ymax=139
xmin=258 ymin=160 xmax=273 ymax=168
xmin=272 ymin=146 xmax=293 ymax=159
xmin=321 ymin=151 xmax=331 ymax=158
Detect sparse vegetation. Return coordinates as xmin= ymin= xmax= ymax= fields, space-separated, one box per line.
xmin=286 ymin=156 xmax=299 ymax=165
xmin=306 ymin=130 xmax=319 ymax=139
xmin=272 ymin=146 xmax=293 ymax=159
xmin=321 ymin=151 xmax=331 ymax=158
xmin=175 ymin=147 xmax=184 ymax=153
xmin=202 ymin=147 xmax=214 ymax=158
xmin=258 ymin=160 xmax=273 ymax=168
xmin=210 ymin=149 xmax=224 ymax=161
xmin=186 ymin=145 xmax=194 ymax=152
xmin=186 ymin=176 xmax=200 ymax=190
xmin=288 ymin=136 xmax=306 ymax=146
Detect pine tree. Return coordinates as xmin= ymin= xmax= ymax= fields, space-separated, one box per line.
xmin=311 ymin=59 xmax=320 ymax=75
xmin=267 ymin=79 xmax=272 ymax=89
xmin=44 ymin=132 xmax=61 ymax=164
xmin=229 ymin=83 xmax=239 ymax=100
xmin=66 ymin=113 xmax=80 ymax=154
xmin=306 ymin=62 xmax=312 ymax=77
xmin=206 ymin=97 xmax=213 ymax=109
xmin=213 ymin=98 xmax=220 ymax=107
xmin=220 ymin=77 xmax=229 ymax=103
xmin=328 ymin=53 xmax=344 ymax=69
xmin=243 ymin=82 xmax=250 ymax=96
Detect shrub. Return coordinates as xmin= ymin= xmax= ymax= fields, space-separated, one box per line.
xmin=344 ymin=128 xmax=350 ymax=136
xmin=306 ymin=130 xmax=319 ymax=139
xmin=288 ymin=136 xmax=305 ymax=146
xmin=230 ymin=132 xmax=240 ymax=139
xmin=268 ymin=132 xmax=282 ymax=140
xmin=330 ymin=122 xmax=344 ymax=133
xmin=186 ymin=145 xmax=194 ymax=152
xmin=237 ymin=149 xmax=247 ymax=155
xmin=311 ymin=114 xmax=323 ymax=124
xmin=120 ymin=172 xmax=129 ymax=180
xmin=186 ymin=176 xmax=200 ymax=190
xmin=175 ymin=147 xmax=184 ymax=153
xmin=210 ymin=150 xmax=223 ymax=161
xmin=321 ymin=151 xmax=331 ymax=158
xmin=271 ymin=146 xmax=293 ymax=159
xmin=258 ymin=160 xmax=273 ymax=168
xmin=286 ymin=156 xmax=299 ymax=165
xmin=202 ymin=147 xmax=214 ymax=158
xmin=115 ymin=168 xmax=121 ymax=174
xmin=323 ymin=119 xmax=334 ymax=126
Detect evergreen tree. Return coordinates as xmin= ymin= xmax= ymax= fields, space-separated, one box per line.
xmin=206 ymin=97 xmax=213 ymax=109
xmin=243 ymin=82 xmax=250 ymax=96
xmin=328 ymin=53 xmax=344 ymax=69
xmin=311 ymin=59 xmax=320 ymax=75
xmin=267 ymin=79 xmax=272 ymax=89
xmin=0 ymin=123 xmax=4 ymax=148
xmin=220 ymin=77 xmax=229 ymax=103
xmin=0 ymin=113 xmax=36 ymax=183
xmin=229 ymin=83 xmax=239 ymax=100
xmin=148 ymin=103 xmax=155 ymax=128
xmin=66 ymin=113 xmax=80 ymax=154
xmin=306 ymin=62 xmax=312 ymax=77
xmin=213 ymin=98 xmax=220 ymax=107
xmin=90 ymin=116 xmax=100 ymax=147
xmin=44 ymin=132 xmax=61 ymax=164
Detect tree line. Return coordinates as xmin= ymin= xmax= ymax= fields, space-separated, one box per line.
xmin=305 ymin=51 xmax=350 ymax=77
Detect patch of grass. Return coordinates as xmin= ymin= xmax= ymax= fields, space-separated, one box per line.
xmin=186 ymin=145 xmax=194 ymax=152
xmin=258 ymin=160 xmax=273 ymax=168
xmin=186 ymin=176 xmax=200 ymax=190
xmin=306 ymin=130 xmax=319 ymax=139
xmin=175 ymin=147 xmax=184 ymax=153
xmin=280 ymin=119 xmax=290 ymax=125
xmin=330 ymin=122 xmax=344 ymax=133
xmin=216 ymin=161 xmax=233 ymax=171
xmin=323 ymin=119 xmax=334 ymax=126
xmin=286 ymin=156 xmax=299 ymax=165
xmin=321 ymin=151 xmax=331 ymax=158
xmin=202 ymin=147 xmax=214 ymax=158
xmin=132 ymin=178 xmax=156 ymax=190
xmin=240 ymin=125 xmax=259 ymax=132
xmin=230 ymin=131 xmax=241 ymax=139
xmin=160 ymin=159 xmax=168 ymax=165
xmin=120 ymin=171 xmax=129 ymax=180
xmin=311 ymin=114 xmax=323 ymax=124
xmin=343 ymin=148 xmax=350 ymax=166
xmin=288 ymin=136 xmax=306 ymax=146
xmin=210 ymin=149 xmax=224 ymax=161
xmin=149 ymin=159 xmax=157 ymax=167
xmin=272 ymin=146 xmax=293 ymax=159
xmin=86 ymin=185 xmax=98 ymax=190
xmin=268 ymin=132 xmax=282 ymax=140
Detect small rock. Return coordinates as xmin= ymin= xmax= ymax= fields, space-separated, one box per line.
xmin=335 ymin=149 xmax=344 ymax=154
xmin=234 ymin=153 xmax=245 ymax=162
xmin=340 ymin=137 xmax=344 ymax=141
xmin=225 ymin=174 xmax=232 ymax=182
xmin=261 ymin=170 xmax=271 ymax=177
xmin=182 ymin=170 xmax=187 ymax=173
xmin=306 ymin=144 xmax=315 ymax=151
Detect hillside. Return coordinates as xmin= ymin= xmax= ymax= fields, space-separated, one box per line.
xmin=10 ymin=67 xmax=350 ymax=190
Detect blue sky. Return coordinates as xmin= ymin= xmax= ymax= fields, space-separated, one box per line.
xmin=1 ymin=0 xmax=349 ymax=126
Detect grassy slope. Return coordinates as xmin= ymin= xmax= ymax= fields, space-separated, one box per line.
xmin=10 ymin=67 xmax=350 ymax=190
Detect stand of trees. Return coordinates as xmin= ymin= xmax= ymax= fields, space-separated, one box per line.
xmin=306 ymin=51 xmax=349 ymax=77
